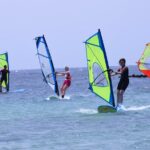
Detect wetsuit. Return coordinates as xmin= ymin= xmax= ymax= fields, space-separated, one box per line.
xmin=117 ymin=67 xmax=129 ymax=91
xmin=63 ymin=71 xmax=71 ymax=87
xmin=0 ymin=69 xmax=9 ymax=91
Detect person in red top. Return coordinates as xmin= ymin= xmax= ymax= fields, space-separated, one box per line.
xmin=0 ymin=65 xmax=9 ymax=92
xmin=56 ymin=66 xmax=71 ymax=98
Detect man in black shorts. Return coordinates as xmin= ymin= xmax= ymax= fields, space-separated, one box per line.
xmin=0 ymin=65 xmax=9 ymax=92
xmin=114 ymin=58 xmax=129 ymax=107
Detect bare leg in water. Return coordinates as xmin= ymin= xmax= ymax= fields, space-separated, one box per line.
xmin=117 ymin=90 xmax=124 ymax=106
xmin=61 ymin=84 xmax=69 ymax=98
xmin=117 ymin=90 xmax=120 ymax=106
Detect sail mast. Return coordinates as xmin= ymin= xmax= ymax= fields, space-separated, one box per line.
xmin=97 ymin=29 xmax=115 ymax=107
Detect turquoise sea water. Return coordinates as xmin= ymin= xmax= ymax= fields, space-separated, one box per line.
xmin=0 ymin=66 xmax=150 ymax=150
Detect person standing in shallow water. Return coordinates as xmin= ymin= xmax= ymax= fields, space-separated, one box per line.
xmin=113 ymin=58 xmax=129 ymax=107
xmin=56 ymin=66 xmax=71 ymax=98
xmin=0 ymin=65 xmax=9 ymax=92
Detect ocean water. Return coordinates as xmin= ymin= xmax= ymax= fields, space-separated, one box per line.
xmin=0 ymin=66 xmax=150 ymax=150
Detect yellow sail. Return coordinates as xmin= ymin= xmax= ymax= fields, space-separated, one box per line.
xmin=85 ymin=30 xmax=115 ymax=107
xmin=0 ymin=53 xmax=9 ymax=90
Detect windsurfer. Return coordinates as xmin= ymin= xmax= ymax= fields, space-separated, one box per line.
xmin=56 ymin=66 xmax=71 ymax=98
xmin=0 ymin=65 xmax=9 ymax=92
xmin=113 ymin=58 xmax=129 ymax=107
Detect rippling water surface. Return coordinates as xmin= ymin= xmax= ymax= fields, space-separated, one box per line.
xmin=0 ymin=66 xmax=150 ymax=150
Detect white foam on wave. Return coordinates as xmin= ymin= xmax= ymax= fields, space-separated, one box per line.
xmin=76 ymin=108 xmax=98 ymax=114
xmin=71 ymin=93 xmax=92 ymax=98
xmin=143 ymin=86 xmax=149 ymax=89
xmin=46 ymin=95 xmax=71 ymax=101
xmin=124 ymin=105 xmax=150 ymax=111
xmin=10 ymin=89 xmax=25 ymax=93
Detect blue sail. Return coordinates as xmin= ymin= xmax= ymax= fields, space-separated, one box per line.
xmin=35 ymin=35 xmax=59 ymax=96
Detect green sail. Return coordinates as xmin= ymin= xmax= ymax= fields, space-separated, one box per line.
xmin=0 ymin=53 xmax=9 ymax=89
xmin=85 ymin=30 xmax=115 ymax=107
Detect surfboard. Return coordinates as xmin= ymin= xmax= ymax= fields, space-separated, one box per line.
xmin=98 ymin=105 xmax=117 ymax=113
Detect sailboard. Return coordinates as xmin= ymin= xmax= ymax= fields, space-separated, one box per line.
xmin=35 ymin=35 xmax=59 ymax=96
xmin=0 ymin=52 xmax=9 ymax=92
xmin=85 ymin=29 xmax=116 ymax=113
xmin=137 ymin=43 xmax=150 ymax=77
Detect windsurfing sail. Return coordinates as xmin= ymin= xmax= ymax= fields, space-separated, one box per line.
xmin=85 ymin=29 xmax=115 ymax=107
xmin=138 ymin=43 xmax=150 ymax=77
xmin=0 ymin=52 xmax=9 ymax=90
xmin=35 ymin=35 xmax=59 ymax=96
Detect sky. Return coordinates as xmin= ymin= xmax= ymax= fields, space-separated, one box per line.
xmin=0 ymin=0 xmax=150 ymax=70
